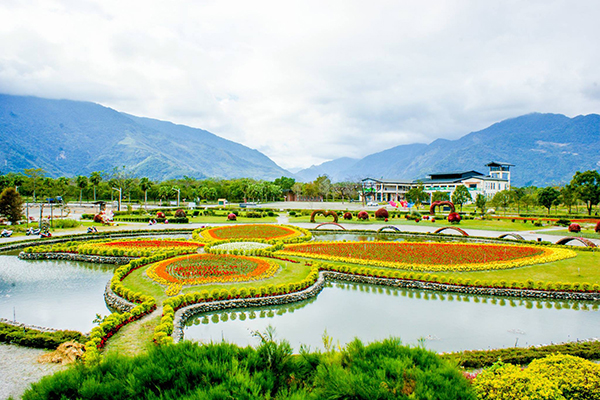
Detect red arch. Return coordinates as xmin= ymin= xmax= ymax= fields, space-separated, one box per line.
xmin=429 ymin=201 xmax=455 ymax=215
xmin=498 ymin=233 xmax=525 ymax=241
xmin=433 ymin=226 xmax=469 ymax=236
xmin=314 ymin=222 xmax=346 ymax=230
xmin=555 ymin=237 xmax=597 ymax=248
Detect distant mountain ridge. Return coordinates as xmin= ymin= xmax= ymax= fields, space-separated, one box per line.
xmin=296 ymin=113 xmax=600 ymax=186
xmin=0 ymin=94 xmax=292 ymax=180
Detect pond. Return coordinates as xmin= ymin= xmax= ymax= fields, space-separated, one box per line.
xmin=183 ymin=280 xmax=600 ymax=353
xmin=0 ymin=256 xmax=115 ymax=333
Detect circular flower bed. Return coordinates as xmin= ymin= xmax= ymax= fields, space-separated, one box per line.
xmin=278 ymin=241 xmax=577 ymax=272
xmin=194 ymin=224 xmax=309 ymax=243
xmin=146 ymin=254 xmax=279 ymax=295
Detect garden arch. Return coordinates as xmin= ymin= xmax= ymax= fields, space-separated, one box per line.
xmin=498 ymin=233 xmax=525 ymax=241
xmin=554 ymin=237 xmax=597 ymax=248
xmin=377 ymin=226 xmax=401 ymax=233
xmin=429 ymin=201 xmax=455 ymax=215
xmin=433 ymin=226 xmax=469 ymax=236
xmin=314 ymin=222 xmax=346 ymax=230
xmin=310 ymin=210 xmax=339 ymax=223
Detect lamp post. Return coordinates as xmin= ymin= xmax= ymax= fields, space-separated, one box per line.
xmin=174 ymin=188 xmax=181 ymax=207
xmin=112 ymin=187 xmax=122 ymax=212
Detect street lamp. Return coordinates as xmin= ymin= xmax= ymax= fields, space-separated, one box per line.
xmin=112 ymin=187 xmax=122 ymax=212
xmin=174 ymin=188 xmax=181 ymax=207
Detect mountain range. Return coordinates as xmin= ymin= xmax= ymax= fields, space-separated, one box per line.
xmin=296 ymin=113 xmax=600 ymax=187
xmin=1 ymin=93 xmax=598 ymax=186
xmin=0 ymin=94 xmax=291 ymax=180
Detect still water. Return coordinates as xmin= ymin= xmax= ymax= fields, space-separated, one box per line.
xmin=183 ymin=280 xmax=600 ymax=353
xmin=0 ymin=256 xmax=114 ymax=332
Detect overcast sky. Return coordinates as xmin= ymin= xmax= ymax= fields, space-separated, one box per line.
xmin=1 ymin=0 xmax=599 ymax=171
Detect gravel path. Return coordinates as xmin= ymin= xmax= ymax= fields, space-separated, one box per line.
xmin=0 ymin=344 xmax=64 ymax=400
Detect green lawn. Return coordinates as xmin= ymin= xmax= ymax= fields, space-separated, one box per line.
xmin=188 ymin=215 xmax=279 ymax=224
xmin=104 ymin=311 xmax=161 ymax=357
xmin=536 ymin=229 xmax=600 ymax=240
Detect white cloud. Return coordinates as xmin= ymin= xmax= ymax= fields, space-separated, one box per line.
xmin=1 ymin=0 xmax=600 ymax=170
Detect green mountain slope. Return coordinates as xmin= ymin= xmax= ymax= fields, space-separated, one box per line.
xmin=0 ymin=94 xmax=291 ymax=180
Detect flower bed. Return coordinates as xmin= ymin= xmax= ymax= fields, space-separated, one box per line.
xmin=146 ymin=254 xmax=280 ymax=295
xmin=193 ymin=224 xmax=310 ymax=243
xmin=78 ymin=239 xmax=203 ymax=257
xmin=278 ymin=241 xmax=577 ymax=272
xmin=211 ymin=241 xmax=272 ymax=251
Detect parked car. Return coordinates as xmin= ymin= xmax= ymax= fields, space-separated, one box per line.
xmin=367 ymin=201 xmax=379 ymax=207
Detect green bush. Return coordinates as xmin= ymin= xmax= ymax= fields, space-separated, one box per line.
xmin=23 ymin=337 xmax=474 ymax=400
xmin=0 ymin=323 xmax=87 ymax=349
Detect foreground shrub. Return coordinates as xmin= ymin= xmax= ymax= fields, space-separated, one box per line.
xmin=343 ymin=211 xmax=352 ymax=220
xmin=569 ymin=223 xmax=582 ymax=233
xmin=473 ymin=354 xmax=600 ymax=400
xmin=23 ymin=337 xmax=474 ymax=400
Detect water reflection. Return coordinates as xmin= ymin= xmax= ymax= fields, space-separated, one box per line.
xmin=0 ymin=256 xmax=115 ymax=332
xmin=183 ymin=280 xmax=600 ymax=353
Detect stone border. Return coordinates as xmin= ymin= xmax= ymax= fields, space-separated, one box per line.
xmin=172 ymin=270 xmax=600 ymax=342
xmin=18 ymin=251 xmax=135 ymax=264
xmin=103 ymin=282 xmax=137 ymax=313
xmin=0 ymin=318 xmax=60 ymax=333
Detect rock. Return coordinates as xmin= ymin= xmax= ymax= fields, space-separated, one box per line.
xmin=38 ymin=341 xmax=84 ymax=365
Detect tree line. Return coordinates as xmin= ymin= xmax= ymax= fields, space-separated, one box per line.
xmin=0 ymin=168 xmax=598 ymax=215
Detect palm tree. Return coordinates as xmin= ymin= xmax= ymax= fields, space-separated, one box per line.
xmin=139 ymin=177 xmax=153 ymax=209
xmin=76 ymin=175 xmax=88 ymax=205
xmin=89 ymin=171 xmax=103 ymax=201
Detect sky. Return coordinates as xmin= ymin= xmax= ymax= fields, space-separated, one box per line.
xmin=1 ymin=0 xmax=599 ymax=172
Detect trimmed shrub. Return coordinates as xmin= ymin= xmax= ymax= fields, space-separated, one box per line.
xmin=227 ymin=213 xmax=237 ymax=221
xmin=156 ymin=211 xmax=165 ymax=218
xmin=556 ymin=219 xmax=571 ymax=227
xmin=357 ymin=211 xmax=369 ymax=220
xmin=343 ymin=212 xmax=352 ymax=220
xmin=374 ymin=208 xmax=389 ymax=219
xmin=596 ymin=221 xmax=600 ymax=233
xmin=568 ymin=223 xmax=581 ymax=233
xmin=174 ymin=209 xmax=186 ymax=218
xmin=448 ymin=212 xmax=461 ymax=224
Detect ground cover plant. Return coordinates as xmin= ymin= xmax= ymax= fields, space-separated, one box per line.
xmin=21 ymin=337 xmax=476 ymax=400
xmin=278 ymin=241 xmax=576 ymax=272
xmin=193 ymin=223 xmax=311 ymax=243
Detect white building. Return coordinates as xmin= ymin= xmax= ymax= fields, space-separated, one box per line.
xmin=361 ymin=162 xmax=513 ymax=203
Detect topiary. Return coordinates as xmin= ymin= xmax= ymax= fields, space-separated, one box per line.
xmin=595 ymin=221 xmax=600 ymax=233
xmin=227 ymin=213 xmax=237 ymax=221
xmin=343 ymin=212 xmax=352 ymax=220
xmin=374 ymin=208 xmax=389 ymax=219
xmin=93 ymin=214 xmax=103 ymax=223
xmin=174 ymin=209 xmax=186 ymax=218
xmin=357 ymin=211 xmax=369 ymax=220
xmin=156 ymin=211 xmax=165 ymax=218
xmin=568 ymin=223 xmax=581 ymax=233
xmin=448 ymin=212 xmax=461 ymax=224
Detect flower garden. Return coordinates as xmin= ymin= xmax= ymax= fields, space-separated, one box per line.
xmin=11 ymin=223 xmax=600 ymax=400
xmin=193 ymin=224 xmax=310 ymax=243
xmin=277 ymin=241 xmax=577 ymax=272
xmin=146 ymin=254 xmax=279 ymax=295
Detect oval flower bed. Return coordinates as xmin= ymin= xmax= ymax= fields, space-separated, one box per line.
xmin=193 ymin=224 xmax=310 ymax=243
xmin=277 ymin=241 xmax=577 ymax=272
xmin=147 ymin=254 xmax=280 ymax=295
xmin=79 ymin=239 xmax=204 ymax=257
